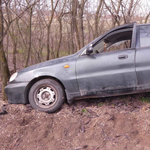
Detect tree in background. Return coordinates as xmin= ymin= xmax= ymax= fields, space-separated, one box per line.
xmin=0 ymin=0 xmax=10 ymax=100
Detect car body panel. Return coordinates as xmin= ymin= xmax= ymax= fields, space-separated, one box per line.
xmin=5 ymin=53 xmax=81 ymax=104
xmin=20 ymin=54 xmax=79 ymax=92
xmin=5 ymin=82 xmax=28 ymax=104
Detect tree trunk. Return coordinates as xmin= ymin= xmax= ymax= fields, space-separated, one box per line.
xmin=46 ymin=0 xmax=59 ymax=60
xmin=70 ymin=17 xmax=75 ymax=53
xmin=25 ymin=6 xmax=33 ymax=67
xmin=125 ymin=0 xmax=134 ymax=23
xmin=94 ymin=0 xmax=103 ymax=38
xmin=104 ymin=0 xmax=121 ymax=27
xmin=78 ymin=0 xmax=85 ymax=48
xmin=145 ymin=12 xmax=150 ymax=23
xmin=0 ymin=0 xmax=10 ymax=100
xmin=46 ymin=25 xmax=50 ymax=60
xmin=72 ymin=0 xmax=80 ymax=50
xmin=12 ymin=41 xmax=17 ymax=71
xmin=8 ymin=28 xmax=17 ymax=72
xmin=56 ymin=18 xmax=62 ymax=58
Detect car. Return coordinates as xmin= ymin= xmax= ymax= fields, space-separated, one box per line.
xmin=5 ymin=22 xmax=150 ymax=112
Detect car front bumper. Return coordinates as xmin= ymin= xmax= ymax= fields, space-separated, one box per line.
xmin=5 ymin=82 xmax=28 ymax=104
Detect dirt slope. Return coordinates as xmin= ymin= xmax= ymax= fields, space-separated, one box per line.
xmin=0 ymin=93 xmax=150 ymax=150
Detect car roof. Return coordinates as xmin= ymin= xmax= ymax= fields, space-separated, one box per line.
xmin=137 ymin=23 xmax=150 ymax=26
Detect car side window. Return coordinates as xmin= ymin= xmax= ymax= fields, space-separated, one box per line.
xmin=137 ymin=25 xmax=150 ymax=48
xmin=106 ymin=40 xmax=131 ymax=52
xmin=92 ymin=30 xmax=132 ymax=54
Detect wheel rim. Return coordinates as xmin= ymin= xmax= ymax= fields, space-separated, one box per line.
xmin=34 ymin=85 xmax=57 ymax=109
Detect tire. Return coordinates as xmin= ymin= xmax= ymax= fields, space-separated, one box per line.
xmin=29 ymin=79 xmax=65 ymax=113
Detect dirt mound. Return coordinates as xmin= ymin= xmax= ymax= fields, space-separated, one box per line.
xmin=0 ymin=94 xmax=150 ymax=150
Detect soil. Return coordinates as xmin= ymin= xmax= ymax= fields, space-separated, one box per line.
xmin=0 ymin=90 xmax=150 ymax=150
xmin=0 ymin=56 xmax=150 ymax=150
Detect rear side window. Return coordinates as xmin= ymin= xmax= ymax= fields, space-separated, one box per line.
xmin=137 ymin=25 xmax=150 ymax=48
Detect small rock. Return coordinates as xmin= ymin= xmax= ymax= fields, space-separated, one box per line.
xmin=0 ymin=105 xmax=8 ymax=115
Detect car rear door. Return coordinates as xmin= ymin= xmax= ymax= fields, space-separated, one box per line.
xmin=135 ymin=24 xmax=150 ymax=89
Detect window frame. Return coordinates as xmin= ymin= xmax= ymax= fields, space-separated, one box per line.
xmin=80 ymin=23 xmax=136 ymax=56
xmin=92 ymin=28 xmax=134 ymax=55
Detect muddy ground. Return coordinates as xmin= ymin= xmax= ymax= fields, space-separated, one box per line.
xmin=0 ymin=84 xmax=150 ymax=150
xmin=0 ymin=56 xmax=150 ymax=150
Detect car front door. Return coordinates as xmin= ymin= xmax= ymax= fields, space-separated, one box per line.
xmin=76 ymin=28 xmax=137 ymax=97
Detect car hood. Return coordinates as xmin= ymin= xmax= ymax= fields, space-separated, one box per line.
xmin=19 ymin=53 xmax=79 ymax=74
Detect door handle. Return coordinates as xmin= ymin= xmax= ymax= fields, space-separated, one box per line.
xmin=118 ymin=55 xmax=128 ymax=59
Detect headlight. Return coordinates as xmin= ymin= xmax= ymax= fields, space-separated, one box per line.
xmin=9 ymin=72 xmax=18 ymax=82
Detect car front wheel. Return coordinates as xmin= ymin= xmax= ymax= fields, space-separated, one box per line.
xmin=29 ymin=79 xmax=65 ymax=113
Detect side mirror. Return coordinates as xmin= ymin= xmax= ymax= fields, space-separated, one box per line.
xmin=86 ymin=45 xmax=93 ymax=55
